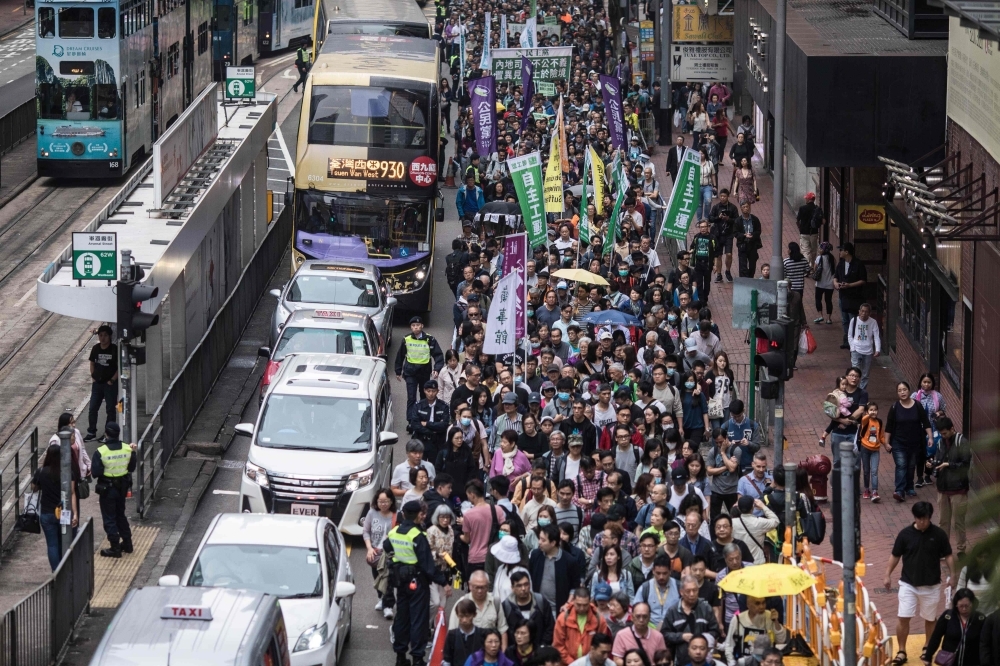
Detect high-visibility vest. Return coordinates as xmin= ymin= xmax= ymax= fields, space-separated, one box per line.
xmin=97 ymin=444 xmax=130 ymax=478
xmin=387 ymin=526 xmax=421 ymax=564
xmin=404 ymin=335 xmax=431 ymax=365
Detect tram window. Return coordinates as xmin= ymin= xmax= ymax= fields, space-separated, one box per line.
xmin=58 ymin=7 xmax=94 ymax=38
xmin=98 ymin=8 xmax=115 ymax=38
xmin=37 ymin=83 xmax=64 ymax=119
xmin=64 ymin=86 xmax=92 ymax=119
xmin=96 ymin=85 xmax=119 ymax=119
xmin=214 ymin=5 xmax=232 ymax=31
xmin=38 ymin=8 xmax=55 ymax=37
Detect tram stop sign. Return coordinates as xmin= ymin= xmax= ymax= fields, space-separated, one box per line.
xmin=72 ymin=232 xmax=117 ymax=281
xmin=225 ymin=67 xmax=256 ymax=99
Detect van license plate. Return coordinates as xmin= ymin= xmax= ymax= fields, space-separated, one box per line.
xmin=290 ymin=503 xmax=319 ymax=516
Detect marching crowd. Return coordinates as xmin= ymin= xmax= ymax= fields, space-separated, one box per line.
xmin=356 ymin=2 xmax=1000 ymax=666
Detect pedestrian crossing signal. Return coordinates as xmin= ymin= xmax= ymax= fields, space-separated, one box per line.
xmin=754 ymin=320 xmax=792 ymax=381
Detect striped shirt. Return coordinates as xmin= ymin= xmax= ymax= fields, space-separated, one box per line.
xmin=555 ymin=503 xmax=583 ymax=532
xmin=782 ymin=257 xmax=811 ymax=291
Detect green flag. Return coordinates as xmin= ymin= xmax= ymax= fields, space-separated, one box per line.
xmin=579 ymin=146 xmax=591 ymax=245
xmin=604 ymin=185 xmax=628 ymax=256
xmin=658 ymin=150 xmax=702 ymax=245
xmin=508 ymin=152 xmax=547 ymax=248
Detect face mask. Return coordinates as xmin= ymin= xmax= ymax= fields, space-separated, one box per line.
xmin=531 ymin=342 xmax=540 ymax=350
xmin=667 ymin=315 xmax=678 ymax=323
xmin=498 ymin=530 xmax=509 ymax=540
xmin=527 ymin=310 xmax=535 ymax=318
xmin=558 ymin=392 xmax=570 ymax=402
xmin=537 ymin=517 xmax=552 ymax=527
xmin=460 ymin=417 xmax=472 ymax=427
xmin=666 ymin=368 xmax=676 ymax=377
xmin=618 ymin=269 xmax=629 ymax=277
xmin=685 ymin=381 xmax=696 ymax=390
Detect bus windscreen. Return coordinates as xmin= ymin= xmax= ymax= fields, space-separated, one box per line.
xmin=307 ymin=85 xmax=428 ymax=149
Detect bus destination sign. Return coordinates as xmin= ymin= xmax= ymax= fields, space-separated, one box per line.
xmin=328 ymin=158 xmax=406 ymax=181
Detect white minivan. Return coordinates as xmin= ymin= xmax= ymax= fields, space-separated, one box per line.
xmin=237 ymin=353 xmax=397 ymax=534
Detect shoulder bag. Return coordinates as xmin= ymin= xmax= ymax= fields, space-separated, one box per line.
xmin=16 ymin=491 xmax=41 ymax=534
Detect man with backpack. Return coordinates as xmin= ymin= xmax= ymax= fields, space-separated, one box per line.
xmin=795 ymin=192 xmax=823 ymax=266
xmin=722 ymin=400 xmax=762 ymax=474
xmin=707 ymin=427 xmax=744 ymax=519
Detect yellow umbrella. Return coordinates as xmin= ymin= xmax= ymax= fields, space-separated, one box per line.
xmin=551 ymin=268 xmax=609 ymax=286
xmin=717 ymin=564 xmax=816 ymax=598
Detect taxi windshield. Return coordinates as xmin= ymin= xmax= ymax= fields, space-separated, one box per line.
xmin=274 ymin=327 xmax=371 ymax=360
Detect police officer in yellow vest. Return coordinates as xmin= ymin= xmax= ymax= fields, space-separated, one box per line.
xmin=383 ymin=500 xmax=447 ymax=666
xmin=91 ymin=422 xmax=136 ymax=558
xmin=394 ymin=316 xmax=444 ymax=418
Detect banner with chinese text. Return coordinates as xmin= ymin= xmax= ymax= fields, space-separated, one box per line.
xmin=483 ymin=270 xmax=520 ymax=354
xmin=502 ymin=233 xmax=527 ymax=338
xmin=508 ymin=152 xmax=547 ymax=248
xmin=658 ymin=150 xmax=701 ymax=243
xmin=490 ymin=47 xmax=573 ymax=82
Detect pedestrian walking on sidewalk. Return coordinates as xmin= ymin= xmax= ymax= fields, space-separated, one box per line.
xmin=85 ymin=325 xmax=118 ymax=442
xmin=859 ymin=403 xmax=884 ymax=502
xmin=833 ymin=242 xmax=867 ymax=349
xmin=31 ymin=443 xmax=79 ymax=571
xmin=734 ymin=202 xmax=762 ymax=278
xmin=929 ymin=416 xmax=970 ymax=555
xmin=812 ymin=242 xmax=835 ymax=324
xmin=884 ymin=501 xmax=957 ymax=666
xmin=730 ymin=158 xmax=758 ymax=207
xmin=885 ymin=381 xmax=933 ymax=502
xmin=913 ymin=373 xmax=947 ymax=488
xmin=795 ymin=193 xmax=823 ymax=266
xmin=92 ymin=422 xmax=136 ymax=558
xmin=709 ymin=189 xmax=738 ymax=283
xmin=847 ymin=304 xmax=881 ymax=390
xmin=781 ymin=242 xmax=811 ymax=295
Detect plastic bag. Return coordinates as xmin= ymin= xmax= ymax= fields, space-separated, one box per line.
xmin=799 ymin=328 xmax=817 ymax=354
xmin=672 ymin=109 xmax=681 ymax=128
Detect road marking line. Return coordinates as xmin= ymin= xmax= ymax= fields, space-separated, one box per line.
xmin=212 ymin=489 xmax=240 ymax=495
xmin=15 ymin=284 xmax=35 ymax=306
xmin=273 ymin=127 xmax=294 ymax=178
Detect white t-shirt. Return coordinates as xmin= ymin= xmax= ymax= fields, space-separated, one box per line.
xmin=593 ymin=403 xmax=617 ymax=431
xmin=642 ymin=248 xmax=661 ymax=270
xmin=564 ymin=456 xmax=582 ymax=480
xmin=391 ymin=461 xmax=436 ymax=491
xmin=667 ymin=483 xmax=707 ymax=515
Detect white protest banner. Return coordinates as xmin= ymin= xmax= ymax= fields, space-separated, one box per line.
xmin=483 ymin=271 xmax=520 ymax=354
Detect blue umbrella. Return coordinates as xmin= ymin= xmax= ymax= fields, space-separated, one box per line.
xmin=579 ymin=310 xmax=641 ymax=327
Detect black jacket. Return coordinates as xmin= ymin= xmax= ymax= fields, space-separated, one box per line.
xmin=834 ymin=258 xmax=868 ymax=311
xmin=796 ymin=202 xmax=821 ymax=235
xmin=409 ymin=399 xmax=450 ymax=450
xmin=436 ymin=445 xmax=479 ymax=502
xmin=709 ymin=201 xmax=739 ymax=238
xmin=502 ymin=593 xmax=555 ymax=647
xmin=934 ymin=433 xmax=972 ymax=494
xmin=394 ymin=333 xmax=445 ymax=376
xmin=926 ymin=609 xmax=987 ymax=665
xmin=734 ymin=214 xmax=763 ymax=251
xmin=661 ymin=599 xmax=721 ymax=665
xmin=443 ymin=626 xmax=486 ymax=666
xmin=980 ymin=611 xmax=1000 ymax=666
xmin=729 ymin=141 xmax=754 ymax=167
xmin=665 ymin=145 xmax=689 ymax=181
xmin=559 ymin=417 xmax=598 ymax=457
xmin=422 ymin=488 xmax=450 ymax=529
xmin=527 ymin=547 xmax=581 ymax=611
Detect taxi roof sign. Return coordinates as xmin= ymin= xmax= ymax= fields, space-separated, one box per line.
xmin=161 ymin=604 xmax=213 ymax=621
xmin=313 ymin=310 xmax=344 ymax=318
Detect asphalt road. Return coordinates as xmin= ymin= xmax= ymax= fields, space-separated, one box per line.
xmin=0 ymin=25 xmax=34 ymax=105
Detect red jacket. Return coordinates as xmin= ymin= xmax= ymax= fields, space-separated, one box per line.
xmin=553 ymin=603 xmax=609 ymax=665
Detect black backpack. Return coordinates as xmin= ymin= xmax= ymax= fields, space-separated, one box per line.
xmin=445 ymin=251 xmax=465 ymax=289
xmin=499 ymin=504 xmax=527 ymax=539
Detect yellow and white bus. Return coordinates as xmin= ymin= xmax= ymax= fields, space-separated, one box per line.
xmin=312 ymin=0 xmax=431 ymax=49
xmin=294 ymin=31 xmax=440 ymax=311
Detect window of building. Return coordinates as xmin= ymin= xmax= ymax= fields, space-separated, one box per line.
xmin=197 ymin=21 xmax=209 ymax=54
xmin=898 ymin=234 xmax=932 ymax=360
xmin=243 ymin=0 xmax=254 ymax=26
xmin=166 ymin=42 xmax=180 ymax=79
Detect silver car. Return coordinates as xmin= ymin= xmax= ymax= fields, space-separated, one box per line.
xmin=270 ymin=261 xmax=396 ymax=348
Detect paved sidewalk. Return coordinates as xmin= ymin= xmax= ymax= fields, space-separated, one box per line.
xmin=649 ymin=130 xmax=982 ymax=633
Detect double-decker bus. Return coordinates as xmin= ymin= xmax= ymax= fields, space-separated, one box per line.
xmin=293 ymin=32 xmax=440 ymax=311
xmin=35 ymin=0 xmax=213 ymax=177
xmin=312 ymin=0 xmax=430 ymax=51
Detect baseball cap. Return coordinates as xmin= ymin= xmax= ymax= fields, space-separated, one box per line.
xmin=684 ymin=337 xmax=698 ymax=350
xmin=671 ymin=466 xmax=688 ymax=482
xmin=557 ymin=281 xmax=568 ymax=290
xmin=502 ymin=392 xmax=518 ymax=405
xmin=541 ymin=381 xmax=556 ymax=392
xmin=599 ymin=331 xmax=612 ymax=341
xmin=568 ymin=434 xmax=584 ymax=447
xmin=528 ymin=392 xmax=541 ymax=404
xmin=594 ymin=582 xmax=613 ymax=602
xmin=804 ymin=192 xmax=816 ymax=201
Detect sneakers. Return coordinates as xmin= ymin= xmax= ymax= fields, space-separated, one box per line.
xmin=83 ymin=432 xmax=97 ymax=442
xmin=714 ymin=274 xmax=723 ymax=283
xmin=862 ymin=490 xmax=871 ymax=499
xmin=906 ymin=490 xmax=917 ymax=497
xmin=375 ymin=599 xmax=384 ymax=611
xmin=813 ymin=317 xmax=825 ymax=324
xmin=893 ymin=492 xmax=904 ymax=502
xmin=871 ymin=491 xmax=881 ymax=503
xmin=915 ymin=479 xmax=925 ymax=488
xmin=725 ymin=271 xmax=733 ymax=282
xmin=383 ymin=607 xmax=395 ymax=619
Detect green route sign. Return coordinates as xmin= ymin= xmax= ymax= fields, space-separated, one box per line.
xmin=72 ymin=232 xmax=117 ymax=281
xmin=225 ymin=66 xmax=256 ymax=99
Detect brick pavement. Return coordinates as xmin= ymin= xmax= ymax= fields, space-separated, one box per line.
xmin=649 ymin=132 xmax=982 ymax=634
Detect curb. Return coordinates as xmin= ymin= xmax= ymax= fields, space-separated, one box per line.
xmin=0 ymin=15 xmax=33 ymax=41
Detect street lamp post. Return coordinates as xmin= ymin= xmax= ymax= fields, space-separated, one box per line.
xmin=769 ymin=0 xmax=787 ymax=280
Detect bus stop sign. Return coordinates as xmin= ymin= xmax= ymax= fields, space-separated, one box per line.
xmin=225 ymin=67 xmax=256 ymax=99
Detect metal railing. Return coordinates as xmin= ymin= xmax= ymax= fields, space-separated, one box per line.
xmin=0 ymin=518 xmax=94 ymax=666
xmin=0 ymin=97 xmax=35 ymax=157
xmin=0 ymin=428 xmax=39 ymax=558
xmin=135 ymin=205 xmax=292 ymax=517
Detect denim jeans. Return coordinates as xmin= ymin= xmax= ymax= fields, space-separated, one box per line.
xmin=850 ymin=351 xmax=874 ymax=390
xmin=830 ymin=431 xmax=857 ymax=471
xmin=893 ymin=446 xmax=917 ymax=495
xmin=840 ymin=306 xmax=859 ymax=344
xmin=40 ymin=512 xmax=61 ymax=571
xmin=699 ymin=185 xmax=714 ymax=220
xmin=859 ymin=448 xmax=880 ymax=491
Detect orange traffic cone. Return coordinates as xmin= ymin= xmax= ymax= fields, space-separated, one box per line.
xmin=445 ymin=174 xmax=456 ymax=188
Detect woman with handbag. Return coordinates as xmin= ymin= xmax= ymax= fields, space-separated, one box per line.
xmin=31 ymin=444 xmax=79 ymax=571
xmin=922 ymin=588 xmax=986 ymax=665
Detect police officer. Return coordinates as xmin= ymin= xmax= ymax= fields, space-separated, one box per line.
xmin=394 ymin=316 xmax=444 ymax=418
xmin=91 ymin=422 xmax=136 ymax=558
xmin=292 ymin=45 xmax=310 ymax=93
xmin=384 ymin=500 xmax=447 ymax=666
xmin=408 ymin=379 xmax=450 ymax=463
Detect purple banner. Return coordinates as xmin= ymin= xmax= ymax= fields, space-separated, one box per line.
xmin=468 ymin=76 xmax=497 ymax=158
xmin=520 ymin=57 xmax=534 ymax=135
xmin=503 ymin=232 xmax=527 ymax=339
xmin=600 ymin=74 xmax=626 ymax=152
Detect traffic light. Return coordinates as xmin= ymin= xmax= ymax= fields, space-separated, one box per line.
xmin=116 ymin=280 xmax=159 ymax=341
xmin=754 ymin=320 xmax=794 ymax=381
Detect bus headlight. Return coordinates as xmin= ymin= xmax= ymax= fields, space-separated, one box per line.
xmin=415 ymin=270 xmax=426 ymax=281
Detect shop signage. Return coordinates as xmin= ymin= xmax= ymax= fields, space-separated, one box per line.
xmin=673 ymin=5 xmax=733 ymax=42
xmin=671 ymin=44 xmax=734 ymax=81
xmin=856 ymin=204 xmax=886 ymax=231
